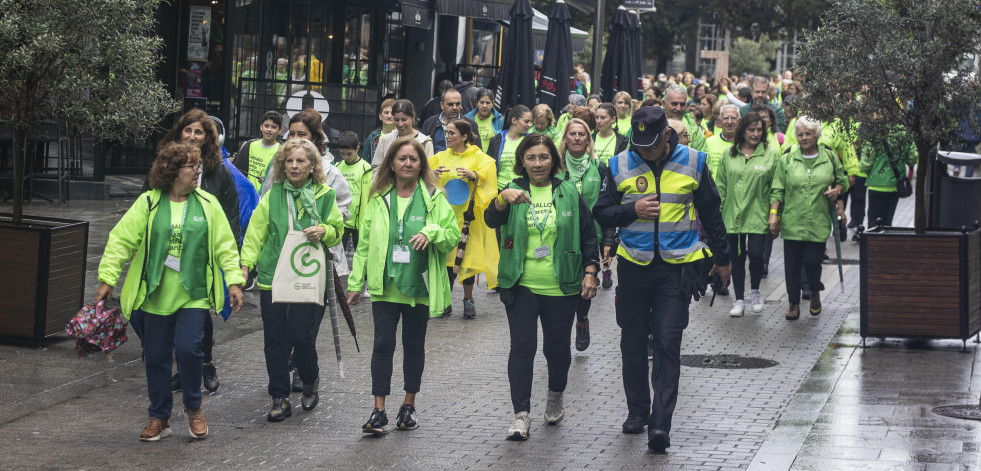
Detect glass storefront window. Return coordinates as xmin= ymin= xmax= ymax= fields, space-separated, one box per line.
xmin=343 ymin=9 xmax=371 ymax=86
xmin=470 ymin=19 xmax=500 ymax=88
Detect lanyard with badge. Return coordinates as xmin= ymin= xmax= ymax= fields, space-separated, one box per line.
xmin=164 ymin=197 xmax=191 ymax=272
xmin=527 ymin=189 xmax=555 ymax=259
xmin=392 ymin=190 xmax=414 ymax=264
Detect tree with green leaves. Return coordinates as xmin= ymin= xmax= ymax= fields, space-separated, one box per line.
xmin=0 ymin=0 xmax=178 ymax=223
xmin=729 ymin=36 xmax=781 ymax=76
xmin=796 ymin=0 xmax=981 ymax=233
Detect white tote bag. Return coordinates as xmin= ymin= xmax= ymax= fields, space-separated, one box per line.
xmin=271 ymin=197 xmax=327 ymax=305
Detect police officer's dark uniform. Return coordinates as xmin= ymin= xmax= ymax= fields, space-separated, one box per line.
xmin=593 ymin=107 xmax=730 ymax=452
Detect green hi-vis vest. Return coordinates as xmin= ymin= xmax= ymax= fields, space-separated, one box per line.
xmin=384 ymin=184 xmax=430 ymax=298
xmin=145 ymin=192 xmax=209 ymax=299
xmin=497 ymin=178 xmax=583 ymax=295
xmin=609 ymin=146 xmax=711 ymax=265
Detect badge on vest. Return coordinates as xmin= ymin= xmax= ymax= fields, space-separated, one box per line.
xmin=533 ymin=245 xmax=551 ymax=259
xmin=636 ymin=176 xmax=648 ymax=192
xmin=393 ymin=245 xmax=411 ymax=264
xmin=165 ymin=254 xmax=181 ymax=272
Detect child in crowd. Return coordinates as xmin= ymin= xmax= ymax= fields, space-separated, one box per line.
xmin=335 ymin=131 xmax=372 ymax=251
xmin=234 ymin=110 xmax=283 ymax=193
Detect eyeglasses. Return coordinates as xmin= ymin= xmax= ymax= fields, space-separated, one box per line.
xmin=180 ymin=163 xmax=203 ymax=171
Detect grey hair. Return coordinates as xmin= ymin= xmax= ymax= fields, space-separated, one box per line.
xmin=665 ymin=84 xmax=687 ymax=99
xmin=794 ymin=115 xmax=823 ymax=139
xmin=719 ymin=104 xmax=740 ymax=116
xmin=568 ymin=93 xmax=587 ymax=107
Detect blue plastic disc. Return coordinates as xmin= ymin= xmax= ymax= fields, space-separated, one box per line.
xmin=444 ymin=178 xmax=471 ymax=206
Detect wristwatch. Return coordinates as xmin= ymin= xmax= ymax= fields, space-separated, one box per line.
xmin=584 ymin=271 xmax=599 ymax=279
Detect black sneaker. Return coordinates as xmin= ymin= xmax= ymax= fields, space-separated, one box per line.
xmin=171 ymin=372 xmax=182 ymax=393
xmin=847 ymin=220 xmax=859 ymax=229
xmin=362 ymin=408 xmax=390 ymax=434
xmin=601 ymin=269 xmax=613 ymax=289
xmin=852 ymin=232 xmax=861 ymax=242
xmin=202 ymin=363 xmax=219 ymax=393
xmin=439 ymin=306 xmax=453 ymax=318
xmin=267 ymin=397 xmax=292 ymax=422
xmin=395 ymin=404 xmax=418 ymax=430
xmin=575 ymin=319 xmax=590 ymax=352
xmin=291 ymin=370 xmax=303 ymax=392
xmin=761 ymin=264 xmax=768 ymax=279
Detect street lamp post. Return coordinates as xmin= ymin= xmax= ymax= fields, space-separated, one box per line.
xmin=591 ymin=0 xmax=604 ymax=98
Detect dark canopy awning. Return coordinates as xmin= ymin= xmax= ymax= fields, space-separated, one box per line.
xmin=437 ymin=0 xmax=514 ymax=21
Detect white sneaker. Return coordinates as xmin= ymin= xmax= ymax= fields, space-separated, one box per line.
xmin=507 ymin=411 xmax=530 ymax=440
xmin=729 ymin=299 xmax=745 ymax=317
xmin=362 ymin=283 xmax=370 ymax=299
xmin=544 ymin=390 xmax=565 ymax=425
xmin=751 ymin=289 xmax=764 ymax=313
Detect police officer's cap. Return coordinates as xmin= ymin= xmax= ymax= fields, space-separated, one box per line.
xmin=630 ymin=106 xmax=668 ymax=149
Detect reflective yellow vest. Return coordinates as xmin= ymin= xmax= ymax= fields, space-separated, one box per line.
xmin=609 ymin=146 xmax=711 ymax=265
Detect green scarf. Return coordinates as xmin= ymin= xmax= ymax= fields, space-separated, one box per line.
xmin=145 ymin=191 xmax=209 ymax=300
xmin=384 ymin=183 xmax=430 ymax=298
xmin=565 ymin=151 xmax=590 ymax=185
xmin=284 ymin=178 xmax=320 ymax=228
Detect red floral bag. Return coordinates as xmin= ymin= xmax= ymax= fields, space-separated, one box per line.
xmin=65 ymin=301 xmax=128 ymax=357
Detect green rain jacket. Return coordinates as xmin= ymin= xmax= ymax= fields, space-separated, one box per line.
xmin=98 ymin=189 xmax=246 ymax=318
xmin=860 ymin=131 xmax=918 ymax=191
xmin=348 ymin=182 xmax=461 ymax=317
xmin=683 ymin=112 xmax=708 ymax=152
xmin=772 ymin=145 xmax=849 ymax=242
xmin=716 ymin=142 xmax=782 ymax=235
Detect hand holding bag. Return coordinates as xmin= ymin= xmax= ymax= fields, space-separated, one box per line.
xmin=271 ymin=194 xmax=327 ymax=305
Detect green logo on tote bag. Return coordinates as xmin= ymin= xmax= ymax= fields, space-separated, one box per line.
xmin=290 ymin=243 xmax=322 ymax=277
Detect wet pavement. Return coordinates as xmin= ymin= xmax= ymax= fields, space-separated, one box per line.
xmin=1 ymin=191 xmax=979 ymax=470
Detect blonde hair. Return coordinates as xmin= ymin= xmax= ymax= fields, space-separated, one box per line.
xmin=667 ymin=119 xmax=687 ymax=137
xmin=369 ymin=137 xmax=441 ymax=198
xmin=270 ymin=139 xmax=325 ymax=185
xmin=557 ymin=118 xmax=596 ymax=159
xmin=613 ymin=91 xmax=633 ymax=112
xmin=532 ymin=104 xmax=555 ymax=127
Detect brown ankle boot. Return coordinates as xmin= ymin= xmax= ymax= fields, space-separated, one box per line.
xmin=185 ymin=407 xmax=208 ymax=439
xmin=786 ymin=304 xmax=800 ymax=320
xmin=809 ymin=292 xmax=822 ymax=316
xmin=139 ymin=417 xmax=172 ymax=441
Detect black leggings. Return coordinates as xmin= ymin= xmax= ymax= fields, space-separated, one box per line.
xmin=847 ymin=176 xmax=867 ymax=226
xmin=502 ymin=285 xmax=578 ymax=413
xmin=728 ymin=233 xmax=767 ymax=300
xmin=867 ymin=190 xmax=900 ymax=227
xmin=370 ymin=301 xmax=430 ymax=397
xmin=783 ymin=240 xmax=825 ymax=305
xmin=447 ymin=267 xmax=475 ymax=288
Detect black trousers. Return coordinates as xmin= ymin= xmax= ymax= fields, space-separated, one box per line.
xmin=867 ymin=190 xmax=900 ymax=227
xmin=502 ymin=285 xmax=578 ymax=413
xmin=616 ymin=259 xmax=689 ymax=433
xmin=783 ymin=240 xmax=826 ymax=305
xmin=370 ymin=301 xmax=430 ymax=397
xmin=576 ymin=296 xmax=591 ymax=323
xmin=847 ymin=176 xmax=867 ymax=226
xmin=728 ymin=233 xmax=767 ymax=300
xmin=762 ymin=232 xmax=774 ymax=269
xmin=260 ymin=290 xmax=320 ymax=399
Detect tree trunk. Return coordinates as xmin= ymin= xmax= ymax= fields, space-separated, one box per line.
xmin=12 ymin=127 xmax=25 ymax=224
xmin=914 ymin=140 xmax=934 ymax=234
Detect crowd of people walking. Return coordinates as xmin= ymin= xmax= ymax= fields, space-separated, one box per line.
xmin=94 ymin=66 xmax=913 ymax=453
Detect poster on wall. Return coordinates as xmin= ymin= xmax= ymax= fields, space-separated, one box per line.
xmin=188 ymin=6 xmax=211 ymax=62
xmin=186 ymin=63 xmax=203 ymax=98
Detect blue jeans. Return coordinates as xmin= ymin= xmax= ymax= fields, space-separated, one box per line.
xmin=130 ymin=308 xmax=207 ymax=420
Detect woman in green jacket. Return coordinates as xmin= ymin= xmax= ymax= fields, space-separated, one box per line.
xmin=347 ymin=137 xmax=461 ymax=435
xmin=770 ymin=116 xmax=848 ymax=320
xmin=485 ymin=133 xmax=600 ymax=441
xmin=716 ymin=113 xmax=782 ymax=317
xmin=96 ymin=142 xmax=245 ymax=442
xmin=556 ymin=118 xmax=615 ymax=352
xmin=240 ymin=139 xmax=344 ymax=422
xmin=860 ymin=128 xmax=918 ymax=227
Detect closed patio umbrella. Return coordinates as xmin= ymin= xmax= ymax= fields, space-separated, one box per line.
xmin=600 ymin=6 xmax=635 ymax=102
xmin=494 ymin=0 xmax=536 ymax=111
xmin=537 ymin=0 xmax=574 ymax=116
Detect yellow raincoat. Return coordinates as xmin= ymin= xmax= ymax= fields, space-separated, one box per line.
xmin=429 ymin=145 xmax=500 ymax=288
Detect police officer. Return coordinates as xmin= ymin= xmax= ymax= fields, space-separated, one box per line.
xmin=593 ymin=107 xmax=731 ymax=453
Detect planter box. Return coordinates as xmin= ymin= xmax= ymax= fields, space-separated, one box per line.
xmin=0 ymin=214 xmax=88 ymax=346
xmin=860 ymin=227 xmax=981 ymax=346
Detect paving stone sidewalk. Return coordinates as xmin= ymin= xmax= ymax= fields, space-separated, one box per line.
xmin=2 ymin=193 xmax=974 ymax=470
